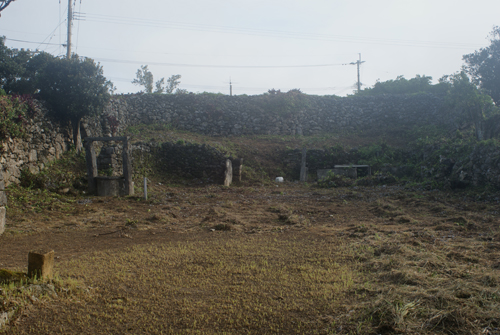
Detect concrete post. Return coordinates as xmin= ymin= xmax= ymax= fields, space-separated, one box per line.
xmin=28 ymin=250 xmax=55 ymax=279
xmin=84 ymin=140 xmax=97 ymax=194
xmin=224 ymin=159 xmax=233 ymax=187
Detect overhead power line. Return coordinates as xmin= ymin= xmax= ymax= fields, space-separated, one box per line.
xmin=4 ymin=37 xmax=61 ymax=46
xmin=94 ymin=57 xmax=344 ymax=69
xmin=80 ymin=12 xmax=484 ymax=50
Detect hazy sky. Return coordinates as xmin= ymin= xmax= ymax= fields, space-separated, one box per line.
xmin=1 ymin=0 xmax=499 ymax=96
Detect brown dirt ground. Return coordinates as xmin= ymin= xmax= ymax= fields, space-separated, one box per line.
xmin=1 ymin=182 xmax=500 ymax=334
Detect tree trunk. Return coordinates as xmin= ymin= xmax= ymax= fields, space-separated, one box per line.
xmin=72 ymin=118 xmax=82 ymax=153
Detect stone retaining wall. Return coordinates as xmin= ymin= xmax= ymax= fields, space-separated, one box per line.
xmin=102 ymin=93 xmax=449 ymax=137
xmin=0 ymin=109 xmax=72 ymax=186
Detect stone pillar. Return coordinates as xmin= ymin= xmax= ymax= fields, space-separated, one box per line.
xmin=224 ymin=159 xmax=233 ymax=187
xmin=0 ymin=180 xmax=6 ymax=236
xmin=122 ymin=138 xmax=134 ymax=196
xmin=233 ymin=158 xmax=243 ymax=182
xmin=28 ymin=250 xmax=55 ymax=279
xmin=84 ymin=140 xmax=98 ymax=194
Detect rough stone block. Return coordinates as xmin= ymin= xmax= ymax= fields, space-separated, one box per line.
xmin=0 ymin=207 xmax=5 ymax=236
xmin=232 ymin=158 xmax=243 ymax=182
xmin=224 ymin=159 xmax=233 ymax=187
xmin=28 ymin=149 xmax=37 ymax=162
xmin=95 ymin=176 xmax=124 ymax=196
xmin=28 ymin=250 xmax=55 ymax=279
xmin=0 ymin=181 xmax=6 ymax=206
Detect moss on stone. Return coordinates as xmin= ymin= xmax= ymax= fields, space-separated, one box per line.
xmin=0 ymin=269 xmax=27 ymax=284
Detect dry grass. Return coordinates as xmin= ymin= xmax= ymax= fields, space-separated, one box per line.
xmin=4 ymin=234 xmax=361 ymax=334
xmin=1 ymin=183 xmax=499 ymax=334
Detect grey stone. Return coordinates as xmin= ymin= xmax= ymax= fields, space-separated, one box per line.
xmin=224 ymin=159 xmax=232 ymax=187
xmin=0 ymin=207 xmax=5 ymax=235
xmin=28 ymin=250 xmax=55 ymax=279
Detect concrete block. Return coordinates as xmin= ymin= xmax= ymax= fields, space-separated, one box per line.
xmin=28 ymin=250 xmax=55 ymax=279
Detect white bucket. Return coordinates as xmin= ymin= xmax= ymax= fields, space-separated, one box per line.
xmin=275 ymin=177 xmax=284 ymax=182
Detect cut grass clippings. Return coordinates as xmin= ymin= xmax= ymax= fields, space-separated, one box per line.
xmin=3 ymin=234 xmax=360 ymax=334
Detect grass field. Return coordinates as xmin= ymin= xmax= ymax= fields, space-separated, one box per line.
xmin=1 ymin=181 xmax=499 ymax=334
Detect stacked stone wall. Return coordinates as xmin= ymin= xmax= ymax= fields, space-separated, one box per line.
xmin=0 ymin=109 xmax=73 ymax=186
xmin=103 ymin=93 xmax=449 ymax=137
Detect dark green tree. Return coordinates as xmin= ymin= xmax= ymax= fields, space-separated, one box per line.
xmin=440 ymin=71 xmax=498 ymax=140
xmin=356 ymin=74 xmax=449 ymax=96
xmin=0 ymin=36 xmax=34 ymax=94
xmin=0 ymin=37 xmax=57 ymax=94
xmin=463 ymin=26 xmax=500 ymax=105
xmin=37 ymin=55 xmax=113 ymax=151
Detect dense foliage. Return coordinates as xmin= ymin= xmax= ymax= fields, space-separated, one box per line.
xmin=35 ymin=54 xmax=112 ymax=150
xmin=355 ymin=75 xmax=449 ymax=96
xmin=0 ymin=92 xmax=39 ymax=140
xmin=440 ymin=72 xmax=499 ymax=140
xmin=463 ymin=26 xmax=500 ymax=105
xmin=0 ymin=37 xmax=113 ymax=148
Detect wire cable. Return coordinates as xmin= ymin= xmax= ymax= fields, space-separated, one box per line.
xmin=80 ymin=12 xmax=484 ymax=50
xmin=94 ymin=57 xmax=345 ymax=69
xmin=5 ymin=37 xmax=61 ymax=46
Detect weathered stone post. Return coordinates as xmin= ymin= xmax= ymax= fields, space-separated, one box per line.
xmin=122 ymin=138 xmax=134 ymax=196
xmin=233 ymin=158 xmax=243 ymax=182
xmin=224 ymin=159 xmax=233 ymax=187
xmin=84 ymin=139 xmax=98 ymax=194
xmin=300 ymin=148 xmax=308 ymax=182
xmin=0 ymin=180 xmax=7 ymax=236
xmin=28 ymin=250 xmax=55 ymax=279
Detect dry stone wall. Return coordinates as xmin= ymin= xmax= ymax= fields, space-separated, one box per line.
xmin=133 ymin=141 xmax=230 ymax=184
xmin=0 ymin=109 xmax=73 ymax=187
xmin=103 ymin=93 xmax=449 ymax=137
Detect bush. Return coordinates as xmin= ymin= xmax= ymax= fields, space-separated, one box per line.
xmin=0 ymin=94 xmax=38 ymax=141
xmin=317 ymin=171 xmax=353 ymax=188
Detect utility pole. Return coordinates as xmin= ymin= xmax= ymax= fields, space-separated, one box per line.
xmin=229 ymin=78 xmax=232 ymax=96
xmin=66 ymin=0 xmax=72 ymax=58
xmin=345 ymin=53 xmax=366 ymax=93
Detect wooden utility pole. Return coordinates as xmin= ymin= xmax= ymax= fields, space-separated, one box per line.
xmin=66 ymin=0 xmax=72 ymax=58
xmin=346 ymin=53 xmax=366 ymax=93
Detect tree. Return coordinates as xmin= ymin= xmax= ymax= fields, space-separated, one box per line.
xmin=440 ymin=71 xmax=498 ymax=140
xmin=37 ymin=55 xmax=113 ymax=151
xmin=0 ymin=37 xmax=56 ymax=94
xmin=355 ymin=74 xmax=449 ymax=96
xmin=132 ymin=65 xmax=154 ymax=93
xmin=166 ymin=74 xmax=181 ymax=94
xmin=0 ymin=36 xmax=34 ymax=94
xmin=131 ymin=65 xmax=182 ymax=94
xmin=463 ymin=26 xmax=500 ymax=105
